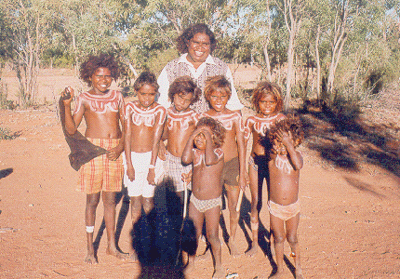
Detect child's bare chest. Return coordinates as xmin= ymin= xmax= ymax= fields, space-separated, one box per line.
xmin=167 ymin=110 xmax=198 ymax=131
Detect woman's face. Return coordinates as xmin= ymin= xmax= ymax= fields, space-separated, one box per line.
xmin=186 ymin=32 xmax=211 ymax=66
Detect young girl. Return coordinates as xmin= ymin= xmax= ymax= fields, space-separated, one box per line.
xmin=202 ymin=75 xmax=247 ymax=256
xmin=124 ymin=72 xmax=167 ymax=261
xmin=181 ymin=117 xmax=226 ymax=279
xmin=159 ymin=76 xmax=201 ymax=200
xmin=266 ymin=115 xmax=304 ymax=279
xmin=61 ymin=53 xmax=126 ymax=264
xmin=245 ymin=82 xmax=285 ymax=256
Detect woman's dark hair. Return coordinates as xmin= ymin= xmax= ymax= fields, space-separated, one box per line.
xmin=176 ymin=23 xmax=217 ymax=54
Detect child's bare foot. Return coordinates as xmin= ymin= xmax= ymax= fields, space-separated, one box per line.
xmin=212 ymin=266 xmax=225 ymax=279
xmin=196 ymin=248 xmax=211 ymax=261
xmin=84 ymin=253 xmax=98 ymax=264
xmin=228 ymin=238 xmax=240 ymax=257
xmin=106 ymin=247 xmax=128 ymax=260
xmin=245 ymin=243 xmax=259 ymax=257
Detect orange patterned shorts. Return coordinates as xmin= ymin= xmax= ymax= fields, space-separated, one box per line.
xmin=77 ymin=138 xmax=123 ymax=194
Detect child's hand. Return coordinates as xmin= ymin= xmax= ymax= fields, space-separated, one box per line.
xmin=127 ymin=166 xmax=135 ymax=182
xmin=107 ymin=145 xmax=123 ymax=161
xmin=277 ymin=129 xmax=294 ymax=148
xmin=158 ymin=141 xmax=167 ymax=161
xmin=61 ymin=87 xmax=74 ymax=105
xmin=181 ymin=170 xmax=192 ymax=184
xmin=147 ymin=168 xmax=156 ymax=185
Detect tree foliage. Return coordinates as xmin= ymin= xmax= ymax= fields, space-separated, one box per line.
xmin=0 ymin=0 xmax=399 ymax=107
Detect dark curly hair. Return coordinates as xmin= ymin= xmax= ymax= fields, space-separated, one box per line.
xmin=80 ymin=53 xmax=120 ymax=87
xmin=204 ymin=75 xmax=232 ymax=102
xmin=196 ymin=117 xmax=226 ymax=148
xmin=251 ymin=81 xmax=283 ymax=114
xmin=176 ymin=23 xmax=217 ymax=54
xmin=267 ymin=114 xmax=304 ymax=152
xmin=168 ymin=76 xmax=201 ymax=104
xmin=133 ymin=72 xmax=159 ymax=92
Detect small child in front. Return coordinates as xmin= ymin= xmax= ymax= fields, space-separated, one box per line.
xmin=61 ymin=53 xmax=126 ymax=264
xmin=159 ymin=76 xmax=201 ymax=199
xmin=124 ymin=72 xmax=167 ymax=260
xmin=181 ymin=117 xmax=226 ymax=279
xmin=266 ymin=115 xmax=304 ymax=279
xmin=202 ymin=75 xmax=247 ymax=256
xmin=245 ymin=81 xmax=285 ymax=256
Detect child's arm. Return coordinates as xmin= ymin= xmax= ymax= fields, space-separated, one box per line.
xmin=108 ymin=98 xmax=125 ymax=161
xmin=280 ymin=130 xmax=303 ymax=170
xmin=158 ymin=123 xmax=168 ymax=161
xmin=147 ymin=109 xmax=166 ymax=184
xmin=181 ymin=132 xmax=196 ymax=165
xmin=202 ymin=127 xmax=221 ymax=166
xmin=124 ymin=109 xmax=135 ymax=181
xmin=62 ymin=87 xmax=83 ymax=135
xmin=235 ymin=116 xmax=248 ymax=190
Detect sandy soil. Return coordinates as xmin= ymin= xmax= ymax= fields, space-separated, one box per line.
xmin=0 ymin=69 xmax=399 ymax=279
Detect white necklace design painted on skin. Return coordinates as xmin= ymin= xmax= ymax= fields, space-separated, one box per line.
xmin=74 ymin=90 xmax=122 ymax=114
xmin=167 ymin=108 xmax=199 ymax=130
xmin=202 ymin=111 xmax=245 ymax=132
xmin=125 ymin=102 xmax=166 ymax=127
xmin=275 ymin=154 xmax=294 ymax=174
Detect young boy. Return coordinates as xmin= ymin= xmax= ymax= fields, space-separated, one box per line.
xmin=124 ymin=72 xmax=167 ymax=260
xmin=181 ymin=117 xmax=226 ymax=279
xmin=266 ymin=115 xmax=304 ymax=279
xmin=61 ymin=53 xmax=126 ymax=264
xmin=159 ymin=76 xmax=201 ymax=199
xmin=202 ymin=75 xmax=247 ymax=256
xmin=245 ymin=81 xmax=285 ymax=256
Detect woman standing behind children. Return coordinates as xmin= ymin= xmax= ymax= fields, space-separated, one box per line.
xmin=124 ymin=72 xmax=167 ymax=261
xmin=266 ymin=115 xmax=304 ymax=279
xmin=181 ymin=117 xmax=226 ymax=279
xmin=245 ymin=82 xmax=285 ymax=256
xmin=202 ymin=75 xmax=247 ymax=256
xmin=159 ymin=76 xmax=201 ymax=200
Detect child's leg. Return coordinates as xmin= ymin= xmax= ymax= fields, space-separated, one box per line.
xmin=130 ymin=196 xmax=143 ymax=225
xmin=142 ymin=197 xmax=154 ymax=215
xmin=205 ymin=206 xmax=225 ymax=279
xmin=246 ymin=164 xmax=259 ymax=256
xmin=186 ymin=202 xmax=204 ymax=271
xmin=270 ymin=214 xmax=286 ymax=278
xmin=225 ymin=184 xmax=240 ymax=256
xmin=85 ymin=192 xmax=101 ymax=264
xmin=103 ymin=191 xmax=127 ymax=259
xmin=286 ymin=213 xmax=303 ymax=278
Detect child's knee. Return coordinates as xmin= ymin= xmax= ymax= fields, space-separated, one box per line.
xmin=286 ymin=233 xmax=298 ymax=246
xmin=272 ymin=233 xmax=285 ymax=244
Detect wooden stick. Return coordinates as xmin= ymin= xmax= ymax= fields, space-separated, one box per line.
xmin=235 ymin=190 xmax=243 ymax=212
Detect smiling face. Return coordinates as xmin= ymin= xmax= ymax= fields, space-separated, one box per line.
xmin=173 ymin=92 xmax=194 ymax=112
xmin=137 ymin=84 xmax=157 ymax=109
xmin=89 ymin=67 xmax=113 ymax=94
xmin=208 ymin=89 xmax=229 ymax=113
xmin=186 ymin=32 xmax=211 ymax=67
xmin=258 ymin=94 xmax=278 ymax=117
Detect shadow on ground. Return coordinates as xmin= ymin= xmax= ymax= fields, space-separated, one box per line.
xmin=298 ymin=102 xmax=400 ymax=178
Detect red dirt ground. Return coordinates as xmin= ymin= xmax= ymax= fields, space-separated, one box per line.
xmin=0 ymin=69 xmax=399 ymax=278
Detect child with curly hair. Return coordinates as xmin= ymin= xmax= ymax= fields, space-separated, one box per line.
xmin=61 ymin=53 xmax=126 ymax=264
xmin=244 ymin=81 xmax=285 ymax=256
xmin=181 ymin=117 xmax=226 ymax=279
xmin=159 ymin=76 xmax=201 ymax=200
xmin=265 ymin=115 xmax=304 ymax=279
